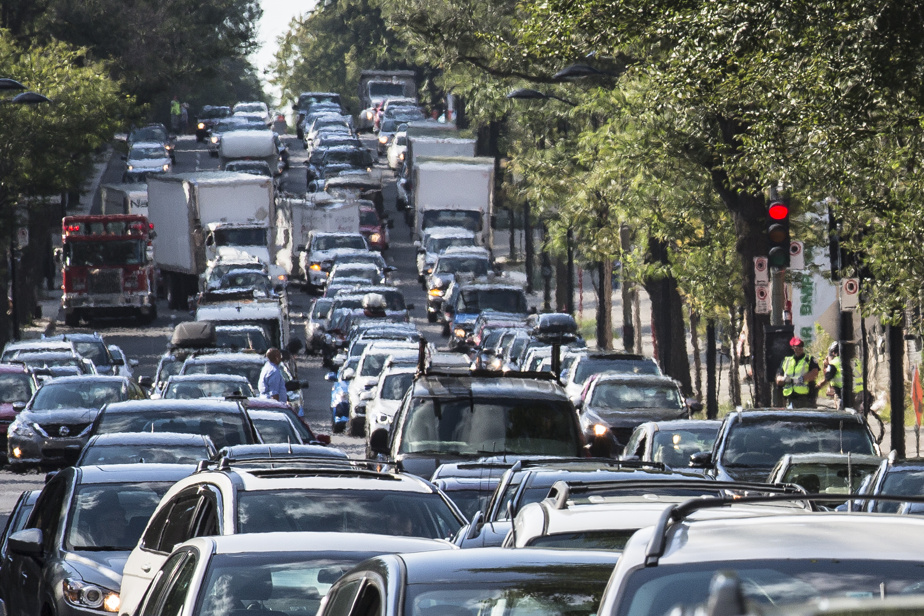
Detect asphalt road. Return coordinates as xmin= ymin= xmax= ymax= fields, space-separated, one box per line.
xmin=0 ymin=132 xmax=446 ymax=526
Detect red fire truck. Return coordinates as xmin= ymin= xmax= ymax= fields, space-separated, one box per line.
xmin=60 ymin=214 xmax=157 ymax=326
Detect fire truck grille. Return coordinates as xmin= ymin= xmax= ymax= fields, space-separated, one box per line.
xmin=89 ymin=269 xmax=122 ymax=294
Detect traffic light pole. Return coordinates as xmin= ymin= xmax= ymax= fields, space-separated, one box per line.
xmin=770 ymin=267 xmax=785 ymax=407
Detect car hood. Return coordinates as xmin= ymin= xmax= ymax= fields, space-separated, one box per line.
xmin=716 ymin=463 xmax=774 ymax=484
xmin=127 ymin=158 xmax=170 ymax=171
xmin=20 ymin=408 xmax=98 ymax=425
xmin=65 ymin=549 xmax=129 ymax=586
xmin=582 ymin=405 xmax=688 ymax=428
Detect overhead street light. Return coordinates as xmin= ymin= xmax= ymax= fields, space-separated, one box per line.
xmin=0 ymin=78 xmax=25 ymax=91
xmin=553 ymin=63 xmax=621 ymax=81
xmin=7 ymin=91 xmax=51 ymax=105
xmin=506 ymin=88 xmax=577 ymax=107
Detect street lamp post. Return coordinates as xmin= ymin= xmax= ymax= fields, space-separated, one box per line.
xmin=2 ymin=78 xmax=50 ymax=340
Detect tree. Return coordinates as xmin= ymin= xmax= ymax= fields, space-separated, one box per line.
xmin=0 ymin=31 xmax=127 ymax=343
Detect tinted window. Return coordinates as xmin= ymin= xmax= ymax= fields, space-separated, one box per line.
xmin=79 ymin=443 xmax=210 ymax=465
xmin=66 ymin=482 xmax=175 ymax=550
xmin=381 ymin=373 xmax=414 ymax=400
xmin=0 ymin=372 xmax=34 ymax=403
xmin=96 ymin=409 xmax=251 ymax=449
xmin=589 ymin=382 xmax=683 ymax=410
xmin=30 ymin=381 xmax=125 ymax=410
xmin=722 ymin=419 xmax=876 ymax=468
xmin=238 ymin=489 xmax=462 ymax=539
xmin=573 ymin=357 xmax=661 ymax=384
xmin=399 ymin=397 xmax=580 ymax=457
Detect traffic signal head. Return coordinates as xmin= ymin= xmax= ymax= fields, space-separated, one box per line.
xmin=767 ymin=199 xmax=790 ymax=268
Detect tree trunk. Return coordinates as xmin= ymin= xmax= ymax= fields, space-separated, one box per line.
xmin=690 ymin=310 xmax=702 ymax=400
xmin=644 ymin=236 xmax=693 ymax=395
xmin=710 ymin=169 xmax=772 ymax=406
xmin=596 ymin=261 xmax=613 ymax=350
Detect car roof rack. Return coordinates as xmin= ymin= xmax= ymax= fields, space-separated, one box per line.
xmin=195 ymin=456 xmax=380 ymax=474
xmin=545 ymin=479 xmax=807 ymax=511
xmin=642 ymin=492 xmax=924 ymax=567
xmin=508 ymin=457 xmax=667 ymax=474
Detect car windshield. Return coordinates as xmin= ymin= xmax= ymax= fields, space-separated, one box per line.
xmin=130 ymin=127 xmax=167 ymax=142
xmin=722 ymin=420 xmax=876 ymax=469
xmin=79 ymin=443 xmax=209 ymax=465
xmin=95 ymin=409 xmax=250 ymax=449
xmin=66 ymin=482 xmax=174 ymax=551
xmin=589 ymin=382 xmax=683 ymax=410
xmin=428 ymin=236 xmax=474 ymax=253
xmin=650 ymin=428 xmax=718 ymax=467
xmin=459 ymin=289 xmax=527 ymax=314
xmin=781 ymin=461 xmax=879 ymax=499
xmin=314 ymin=236 xmax=367 ymax=251
xmin=226 ymin=163 xmax=271 ymax=177
xmin=70 ymin=340 xmax=110 ymax=366
xmin=30 ymin=381 xmax=124 ymax=410
xmin=215 ymin=327 xmax=270 ymax=353
xmin=399 ymin=397 xmax=580 ymax=457
xmin=164 ymin=379 xmax=254 ymax=399
xmin=212 ymin=227 xmax=267 ymax=247
xmin=381 ymin=373 xmax=414 ymax=400
xmin=573 ymin=358 xmax=661 ymax=384
xmin=874 ymin=469 xmax=924 ymax=512
xmin=199 ymin=107 xmax=230 ymax=119
xmin=0 ymin=372 xmax=34 ymax=404
xmin=422 ymin=210 xmax=483 ymax=232
xmin=617 ymin=560 xmax=924 ymax=616
xmin=238 ymin=489 xmax=461 ymax=539
xmin=182 ymin=361 xmax=263 ymax=389
xmin=252 ymin=416 xmax=299 ymax=444
xmin=130 ymin=146 xmax=167 ymax=160
xmin=207 ymin=262 xmax=264 ymax=284
xmin=197 ymin=552 xmax=372 ymax=616
xmin=441 ymin=488 xmax=489 ymax=521
xmin=526 ymin=530 xmax=638 ymax=551
xmin=359 ymin=209 xmax=380 ymax=226
xmin=405 ymin=564 xmax=612 ymax=616
xmin=435 ymin=257 xmax=489 ymax=277
xmin=67 ymin=240 xmax=145 ymax=267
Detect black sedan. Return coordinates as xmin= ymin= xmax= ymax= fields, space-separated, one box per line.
xmin=0 ymin=464 xmax=195 ymax=616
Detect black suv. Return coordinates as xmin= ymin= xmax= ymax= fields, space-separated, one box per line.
xmin=369 ymin=371 xmax=586 ymax=478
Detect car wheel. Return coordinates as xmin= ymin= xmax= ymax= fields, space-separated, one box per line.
xmin=348 ymin=416 xmax=364 ymax=437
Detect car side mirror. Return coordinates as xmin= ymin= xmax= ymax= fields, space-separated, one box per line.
xmin=8 ymin=528 xmax=43 ymax=557
xmin=325 ymin=372 xmax=337 ymax=382
xmin=137 ymin=376 xmax=154 ymax=389
xmin=342 ymin=368 xmax=355 ymax=381
xmin=370 ymin=428 xmax=390 ymax=455
xmin=12 ymin=402 xmax=25 ymax=413
xmin=687 ymin=398 xmax=704 ymax=414
xmin=689 ymin=451 xmax=712 ymax=468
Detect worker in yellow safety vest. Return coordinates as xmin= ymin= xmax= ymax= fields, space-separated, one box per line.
xmin=775 ymin=336 xmax=820 ymax=408
xmin=820 ymin=342 xmax=844 ymax=408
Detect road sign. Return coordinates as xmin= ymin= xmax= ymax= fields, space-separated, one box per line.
xmin=754 ymin=257 xmax=769 ymax=284
xmin=755 ymin=282 xmax=770 ymax=314
xmin=789 ymin=241 xmax=804 ymax=270
xmin=840 ymin=278 xmax=859 ymax=310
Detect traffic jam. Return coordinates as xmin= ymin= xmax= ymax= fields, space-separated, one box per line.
xmin=0 ymin=80 xmax=922 ymax=616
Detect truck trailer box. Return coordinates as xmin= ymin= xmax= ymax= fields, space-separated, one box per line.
xmin=100 ymin=183 xmax=149 ymax=216
xmin=407 ymin=136 xmax=476 ymax=169
xmin=218 ymin=130 xmax=278 ymax=168
xmin=412 ymin=156 xmax=494 ymax=247
xmin=275 ymin=195 xmax=361 ymax=278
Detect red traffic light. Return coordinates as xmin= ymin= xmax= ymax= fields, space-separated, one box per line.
xmin=768 ymin=201 xmax=789 ymax=220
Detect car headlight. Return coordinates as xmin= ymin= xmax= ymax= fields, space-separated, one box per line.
xmin=378 ymin=135 xmax=388 ymax=145
xmin=369 ymin=233 xmax=381 ymax=244
xmin=309 ymin=263 xmax=322 ymax=271
xmin=593 ymin=424 xmax=609 ymax=437
xmin=126 ymin=164 xmax=134 ymax=171
xmin=365 ymin=110 xmax=374 ymax=120
xmin=63 ymin=578 xmax=120 ymax=612
xmin=489 ymin=357 xmax=503 ymax=370
xmin=399 ymin=152 xmax=405 ymax=160
xmin=453 ymin=328 xmax=466 ymax=338
xmin=197 ymin=122 xmax=206 ymax=130
xmin=9 ymin=420 xmax=34 ymax=438
xmin=210 ymin=135 xmax=219 ymax=144
xmin=429 ymin=288 xmax=444 ymax=297
xmin=162 ymin=163 xmax=170 ymax=172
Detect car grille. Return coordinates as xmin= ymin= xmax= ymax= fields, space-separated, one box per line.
xmin=37 ymin=422 xmax=91 ymax=438
xmin=89 ymin=269 xmax=122 ymax=294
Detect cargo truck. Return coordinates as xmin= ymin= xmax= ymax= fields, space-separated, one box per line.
xmin=411 ymin=156 xmax=495 ymax=250
xmin=58 ymin=214 xmax=157 ymax=326
xmin=274 ymin=194 xmax=361 ymax=281
xmin=218 ymin=130 xmax=281 ymax=174
xmin=147 ymin=172 xmax=276 ymax=310
xmin=100 ymin=183 xmax=148 ymax=217
xmin=356 ymin=70 xmax=416 ymax=132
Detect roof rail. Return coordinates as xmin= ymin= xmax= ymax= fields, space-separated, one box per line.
xmin=507 ymin=457 xmax=666 ymax=474
xmin=643 ymin=492 xmax=924 ymax=566
xmin=195 ymin=456 xmax=375 ymax=473
xmin=546 ymin=479 xmax=807 ymax=511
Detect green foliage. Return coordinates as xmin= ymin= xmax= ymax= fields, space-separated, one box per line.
xmin=272 ymin=0 xmax=431 ymax=113
xmin=0 ymin=30 xmax=128 ymax=199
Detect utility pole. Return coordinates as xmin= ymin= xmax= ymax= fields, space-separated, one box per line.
xmin=890 ymin=316 xmax=906 ymax=458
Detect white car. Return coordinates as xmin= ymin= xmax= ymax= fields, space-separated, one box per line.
xmin=363 ymin=365 xmax=416 ymax=456
xmin=232 ymin=100 xmax=272 ymax=126
xmin=107 ymin=344 xmax=138 ymax=378
xmin=346 ymin=342 xmax=418 ymax=436
xmin=386 ymin=126 xmax=407 ymax=169
xmin=122 ymin=141 xmax=171 ymax=183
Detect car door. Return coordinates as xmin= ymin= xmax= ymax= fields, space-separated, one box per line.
xmin=7 ymin=472 xmax=69 ymax=616
xmin=0 ymin=490 xmax=36 ymax=613
xmin=137 ymin=548 xmax=200 ymax=616
xmin=120 ymin=486 xmax=219 ymax=615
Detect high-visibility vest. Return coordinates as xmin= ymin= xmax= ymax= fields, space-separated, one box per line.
xmin=852 ymin=357 xmax=865 ymax=393
xmin=171 ymin=100 xmax=181 ymax=116
xmin=828 ymin=356 xmax=843 ymax=388
xmin=782 ymin=355 xmax=812 ymax=396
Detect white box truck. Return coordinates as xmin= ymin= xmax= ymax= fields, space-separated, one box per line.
xmin=147 ymin=172 xmax=276 ymax=310
xmin=218 ymin=130 xmax=280 ymax=174
xmin=100 ymin=183 xmax=149 ymax=217
xmin=407 ymin=136 xmax=476 ymax=169
xmin=275 ymin=195 xmax=361 ymax=280
xmin=412 ymin=156 xmax=494 ymax=250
